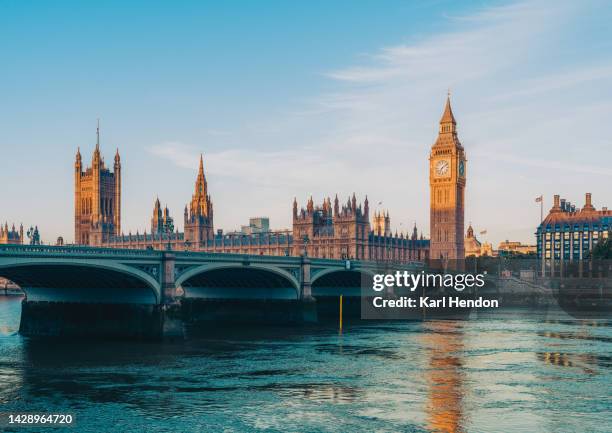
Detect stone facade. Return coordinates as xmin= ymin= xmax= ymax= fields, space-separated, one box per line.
xmin=0 ymin=223 xmax=23 ymax=244
xmin=372 ymin=210 xmax=391 ymax=236
xmin=292 ymin=194 xmax=370 ymax=260
xmin=151 ymin=198 xmax=174 ymax=235
xmin=94 ymin=164 xmax=428 ymax=261
xmin=75 ymin=96 xmax=476 ymax=263
xmin=464 ymin=224 xmax=494 ymax=257
xmin=497 ymin=240 xmax=536 ymax=256
xmin=85 ymin=155 xmax=428 ymax=262
xmin=183 ymin=155 xmax=214 ymax=249
xmin=74 ymin=123 xmax=121 ymax=245
xmin=429 ymin=95 xmax=466 ymax=261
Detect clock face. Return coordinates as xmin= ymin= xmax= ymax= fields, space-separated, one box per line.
xmin=435 ymin=159 xmax=450 ymax=177
xmin=458 ymin=160 xmax=465 ymax=177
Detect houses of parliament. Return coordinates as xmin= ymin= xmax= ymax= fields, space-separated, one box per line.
xmin=73 ymin=96 xmax=467 ymax=263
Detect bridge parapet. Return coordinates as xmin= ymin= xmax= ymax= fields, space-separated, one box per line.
xmin=0 ymin=244 xmax=162 ymax=259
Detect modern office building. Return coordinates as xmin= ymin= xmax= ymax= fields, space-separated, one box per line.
xmin=241 ymin=218 xmax=270 ymax=235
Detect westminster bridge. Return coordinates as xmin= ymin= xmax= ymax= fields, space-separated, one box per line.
xmin=0 ymin=244 xmax=422 ymax=338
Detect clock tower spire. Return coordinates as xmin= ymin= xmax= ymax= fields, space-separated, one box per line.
xmin=429 ymin=94 xmax=466 ymax=263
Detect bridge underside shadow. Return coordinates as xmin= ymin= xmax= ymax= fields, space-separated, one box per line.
xmin=179 ymin=267 xmax=315 ymax=325
xmin=0 ymin=264 xmax=162 ymax=339
xmin=312 ymin=270 xmax=372 ymax=318
xmin=312 ymin=270 xmax=372 ymax=297
xmin=0 ymin=264 xmax=158 ymax=304
xmin=181 ymin=267 xmax=299 ymax=300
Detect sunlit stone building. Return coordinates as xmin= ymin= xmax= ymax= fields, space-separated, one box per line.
xmin=429 ymin=95 xmax=466 ymax=261
xmin=74 ymin=149 xmax=428 ymax=262
xmin=0 ymin=223 xmax=24 ymax=245
xmin=72 ymin=96 xmax=475 ymax=263
xmin=74 ymin=123 xmax=121 ymax=245
xmin=464 ymin=224 xmax=494 ymax=257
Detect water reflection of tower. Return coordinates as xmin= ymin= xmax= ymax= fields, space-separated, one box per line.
xmin=423 ymin=321 xmax=465 ymax=433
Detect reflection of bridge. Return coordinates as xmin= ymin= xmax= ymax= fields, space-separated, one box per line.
xmin=0 ymin=244 xmax=421 ymax=338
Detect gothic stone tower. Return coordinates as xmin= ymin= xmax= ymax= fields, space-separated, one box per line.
xmin=292 ymin=194 xmax=370 ymax=260
xmin=151 ymin=197 xmax=174 ymax=234
xmin=372 ymin=210 xmax=391 ymax=236
xmin=332 ymin=194 xmax=370 ymax=260
xmin=184 ymin=155 xmax=214 ymax=248
xmin=74 ymin=122 xmax=121 ymax=245
xmin=429 ymin=95 xmax=466 ymax=261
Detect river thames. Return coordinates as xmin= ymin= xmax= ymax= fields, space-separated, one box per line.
xmin=0 ymin=296 xmax=610 ymax=433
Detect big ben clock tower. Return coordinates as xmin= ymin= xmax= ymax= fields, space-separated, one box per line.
xmin=429 ymin=94 xmax=466 ymax=262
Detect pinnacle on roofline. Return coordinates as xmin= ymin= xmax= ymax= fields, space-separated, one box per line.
xmin=440 ymin=93 xmax=456 ymax=125
xmin=96 ymin=118 xmax=100 ymax=150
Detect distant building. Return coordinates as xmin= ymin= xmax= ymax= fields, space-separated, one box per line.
xmin=536 ymin=193 xmax=611 ymax=260
xmin=74 ymin=137 xmax=430 ymax=262
xmin=74 ymin=122 xmax=121 ymax=245
xmin=183 ymin=155 xmax=215 ymax=249
xmin=464 ymin=224 xmax=494 ymax=257
xmin=86 ymin=156 xmax=429 ymax=261
xmin=74 ymin=95 xmax=476 ymax=263
xmin=497 ymin=240 xmax=536 ymax=256
xmin=241 ymin=217 xmax=270 ymax=235
xmin=292 ymin=195 xmax=428 ymax=261
xmin=429 ymin=94 xmax=467 ymax=261
xmin=372 ymin=211 xmax=391 ymax=236
xmin=0 ymin=223 xmax=24 ymax=244
xmin=151 ymin=198 xmax=174 ymax=234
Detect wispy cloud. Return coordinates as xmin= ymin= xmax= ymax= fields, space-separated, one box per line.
xmin=479 ymin=151 xmax=612 ymax=177
xmin=150 ymin=141 xmax=354 ymax=189
xmin=151 ymin=0 xmax=612 ymax=243
xmin=325 ymin=1 xmax=569 ymax=85
xmin=490 ymin=64 xmax=612 ymax=102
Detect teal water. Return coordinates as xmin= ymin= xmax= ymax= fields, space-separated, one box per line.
xmin=0 ymin=296 xmax=610 ymax=433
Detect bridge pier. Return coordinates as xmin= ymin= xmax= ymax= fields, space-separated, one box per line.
xmin=19 ymin=299 xmax=186 ymax=340
xmin=300 ymin=256 xmax=317 ymax=323
xmin=160 ymin=252 xmax=185 ymax=338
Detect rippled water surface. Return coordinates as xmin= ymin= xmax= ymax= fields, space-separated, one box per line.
xmin=0 ymin=296 xmax=610 ymax=432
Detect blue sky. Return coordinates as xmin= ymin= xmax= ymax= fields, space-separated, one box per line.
xmin=1 ymin=0 xmax=611 ymax=245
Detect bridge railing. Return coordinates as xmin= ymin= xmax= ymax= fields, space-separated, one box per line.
xmin=0 ymin=244 xmax=162 ymax=258
xmin=175 ymin=250 xmax=304 ymax=264
xmin=0 ymin=243 xmax=427 ymax=268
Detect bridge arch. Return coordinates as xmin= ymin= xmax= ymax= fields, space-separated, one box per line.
xmin=176 ymin=263 xmax=300 ymax=300
xmin=0 ymin=261 xmax=161 ymax=304
xmin=311 ymin=268 xmax=375 ymax=297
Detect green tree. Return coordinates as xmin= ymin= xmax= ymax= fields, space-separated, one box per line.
xmin=591 ymin=230 xmax=612 ymax=259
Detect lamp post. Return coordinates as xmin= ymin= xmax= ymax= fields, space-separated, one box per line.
xmin=302 ymin=234 xmax=310 ymax=257
xmin=535 ymin=195 xmax=544 ymax=277
xmin=26 ymin=226 xmax=40 ymax=245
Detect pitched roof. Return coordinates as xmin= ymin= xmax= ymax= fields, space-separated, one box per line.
xmin=440 ymin=95 xmax=456 ymax=125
